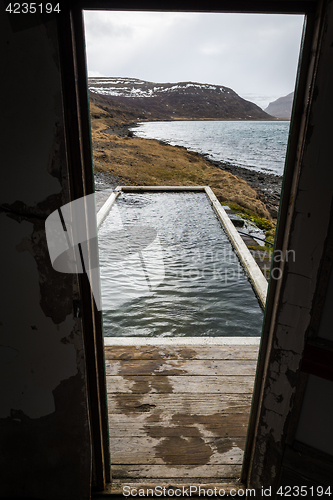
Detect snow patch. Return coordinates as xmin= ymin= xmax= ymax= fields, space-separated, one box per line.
xmin=88 ymin=77 xmax=229 ymax=99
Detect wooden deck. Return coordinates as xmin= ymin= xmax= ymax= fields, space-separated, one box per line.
xmin=105 ymin=342 xmax=259 ymax=494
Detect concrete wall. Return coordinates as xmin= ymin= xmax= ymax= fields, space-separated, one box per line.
xmin=0 ymin=12 xmax=91 ymax=500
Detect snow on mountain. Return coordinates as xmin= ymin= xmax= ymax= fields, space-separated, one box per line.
xmin=88 ymin=77 xmax=230 ymax=98
xmin=88 ymin=77 xmax=274 ymax=121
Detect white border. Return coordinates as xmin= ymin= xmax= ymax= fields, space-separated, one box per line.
xmin=103 ymin=336 xmax=261 ymax=346
xmin=96 ymin=188 xmax=121 ymax=228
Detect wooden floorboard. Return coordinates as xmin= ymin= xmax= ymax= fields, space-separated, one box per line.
xmin=108 ymin=413 xmax=250 ymax=438
xmin=107 ymin=375 xmax=255 ymax=393
xmin=105 ymin=359 xmax=257 ymax=376
xmin=111 ymin=437 xmax=246 ymax=464
xmin=106 ymin=479 xmax=244 ymax=495
xmin=108 ymin=393 xmax=252 ymax=414
xmin=112 ymin=464 xmax=241 ymax=478
xmin=104 ymin=345 xmax=259 ymax=360
xmin=105 ymin=343 xmax=258 ymax=485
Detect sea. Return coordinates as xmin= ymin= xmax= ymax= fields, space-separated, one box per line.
xmin=130 ymin=120 xmax=290 ymax=176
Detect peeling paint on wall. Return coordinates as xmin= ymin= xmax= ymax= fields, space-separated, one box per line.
xmin=0 ymin=16 xmax=63 ymax=206
xmin=0 ymin=214 xmax=78 ymax=418
xmin=0 ymin=12 xmax=91 ymax=499
xmin=249 ymin=0 xmax=333 ymax=489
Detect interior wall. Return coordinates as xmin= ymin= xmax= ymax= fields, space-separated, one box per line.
xmin=295 ymin=375 xmax=333 ymax=455
xmin=317 ymin=266 xmax=333 ymax=342
xmin=287 ymin=0 xmax=333 ymax=461
xmin=0 ymin=11 xmax=91 ymax=500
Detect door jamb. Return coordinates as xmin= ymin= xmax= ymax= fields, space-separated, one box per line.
xmin=59 ymin=0 xmax=320 ymax=491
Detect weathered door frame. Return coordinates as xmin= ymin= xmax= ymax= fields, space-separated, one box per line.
xmin=56 ymin=0 xmax=324 ymax=492
xmin=244 ymin=0 xmax=333 ymax=490
xmin=56 ymin=5 xmax=111 ymax=491
xmin=242 ymin=0 xmax=324 ymax=483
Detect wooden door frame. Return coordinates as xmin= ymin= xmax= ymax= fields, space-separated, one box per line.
xmin=56 ymin=0 xmax=324 ymax=492
xmin=56 ymin=5 xmax=111 ymax=491
xmin=241 ymin=0 xmax=325 ymax=485
xmin=244 ymin=0 xmax=333 ymax=490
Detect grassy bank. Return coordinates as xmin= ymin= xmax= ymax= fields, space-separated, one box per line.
xmin=90 ymin=102 xmax=273 ymax=225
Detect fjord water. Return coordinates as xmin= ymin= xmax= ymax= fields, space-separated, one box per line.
xmin=99 ymin=192 xmax=263 ymax=337
xmin=131 ymin=120 xmax=290 ymax=176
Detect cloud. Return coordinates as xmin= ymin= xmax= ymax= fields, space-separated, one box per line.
xmin=83 ymin=11 xmax=304 ymax=107
xmin=88 ymin=70 xmax=106 ymax=77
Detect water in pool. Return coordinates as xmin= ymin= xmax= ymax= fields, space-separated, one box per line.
xmin=98 ymin=191 xmax=263 ymax=337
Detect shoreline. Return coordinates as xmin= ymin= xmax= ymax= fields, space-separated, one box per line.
xmin=98 ymin=122 xmax=282 ymax=219
xmin=151 ymin=136 xmax=282 ymax=218
xmin=207 ymin=160 xmax=282 ymax=218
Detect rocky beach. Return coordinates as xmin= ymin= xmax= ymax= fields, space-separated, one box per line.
xmin=209 ymin=161 xmax=282 ymax=218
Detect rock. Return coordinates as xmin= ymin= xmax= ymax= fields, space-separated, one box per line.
xmin=229 ymin=214 xmax=245 ymax=227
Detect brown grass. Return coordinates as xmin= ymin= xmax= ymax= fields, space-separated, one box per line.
xmin=90 ymin=103 xmax=272 ymax=219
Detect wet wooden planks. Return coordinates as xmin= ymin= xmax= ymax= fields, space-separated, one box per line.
xmin=105 ymin=342 xmax=259 ymax=486
xmin=105 ymin=479 xmax=247 ymax=496
xmin=105 ymin=359 xmax=257 ymax=376
xmin=105 ymin=344 xmax=259 ymax=361
xmin=111 ymin=437 xmax=246 ymax=464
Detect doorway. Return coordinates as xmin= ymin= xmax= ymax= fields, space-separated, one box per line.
xmin=83 ymin=9 xmax=304 ymax=491
xmin=56 ymin=1 xmax=314 ymax=490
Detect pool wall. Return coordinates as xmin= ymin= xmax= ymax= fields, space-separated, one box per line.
xmin=97 ymin=186 xmax=268 ymax=308
xmin=103 ymin=336 xmax=260 ymax=347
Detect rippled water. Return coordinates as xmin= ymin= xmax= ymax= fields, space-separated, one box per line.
xmin=98 ymin=192 xmax=263 ymax=337
xmin=131 ymin=120 xmax=290 ymax=176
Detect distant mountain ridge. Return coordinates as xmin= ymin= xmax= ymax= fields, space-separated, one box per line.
xmin=88 ymin=77 xmax=275 ymax=121
xmin=265 ymin=92 xmax=294 ymax=119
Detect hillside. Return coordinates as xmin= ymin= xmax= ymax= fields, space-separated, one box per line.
xmin=88 ymin=77 xmax=275 ymax=121
xmin=265 ymin=92 xmax=294 ymax=119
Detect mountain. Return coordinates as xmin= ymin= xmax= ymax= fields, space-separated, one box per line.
xmin=265 ymin=92 xmax=294 ymax=119
xmin=88 ymin=77 xmax=275 ymax=121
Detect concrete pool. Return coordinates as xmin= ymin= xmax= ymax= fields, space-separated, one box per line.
xmin=97 ymin=186 xmax=266 ymax=338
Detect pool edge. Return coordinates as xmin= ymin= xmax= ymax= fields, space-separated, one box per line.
xmin=103 ymin=336 xmax=261 ymax=346
xmin=204 ymin=186 xmax=268 ymax=307
xmin=97 ymin=185 xmax=268 ymax=308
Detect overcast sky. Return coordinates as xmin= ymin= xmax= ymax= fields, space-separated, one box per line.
xmin=83 ymin=11 xmax=304 ymax=109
